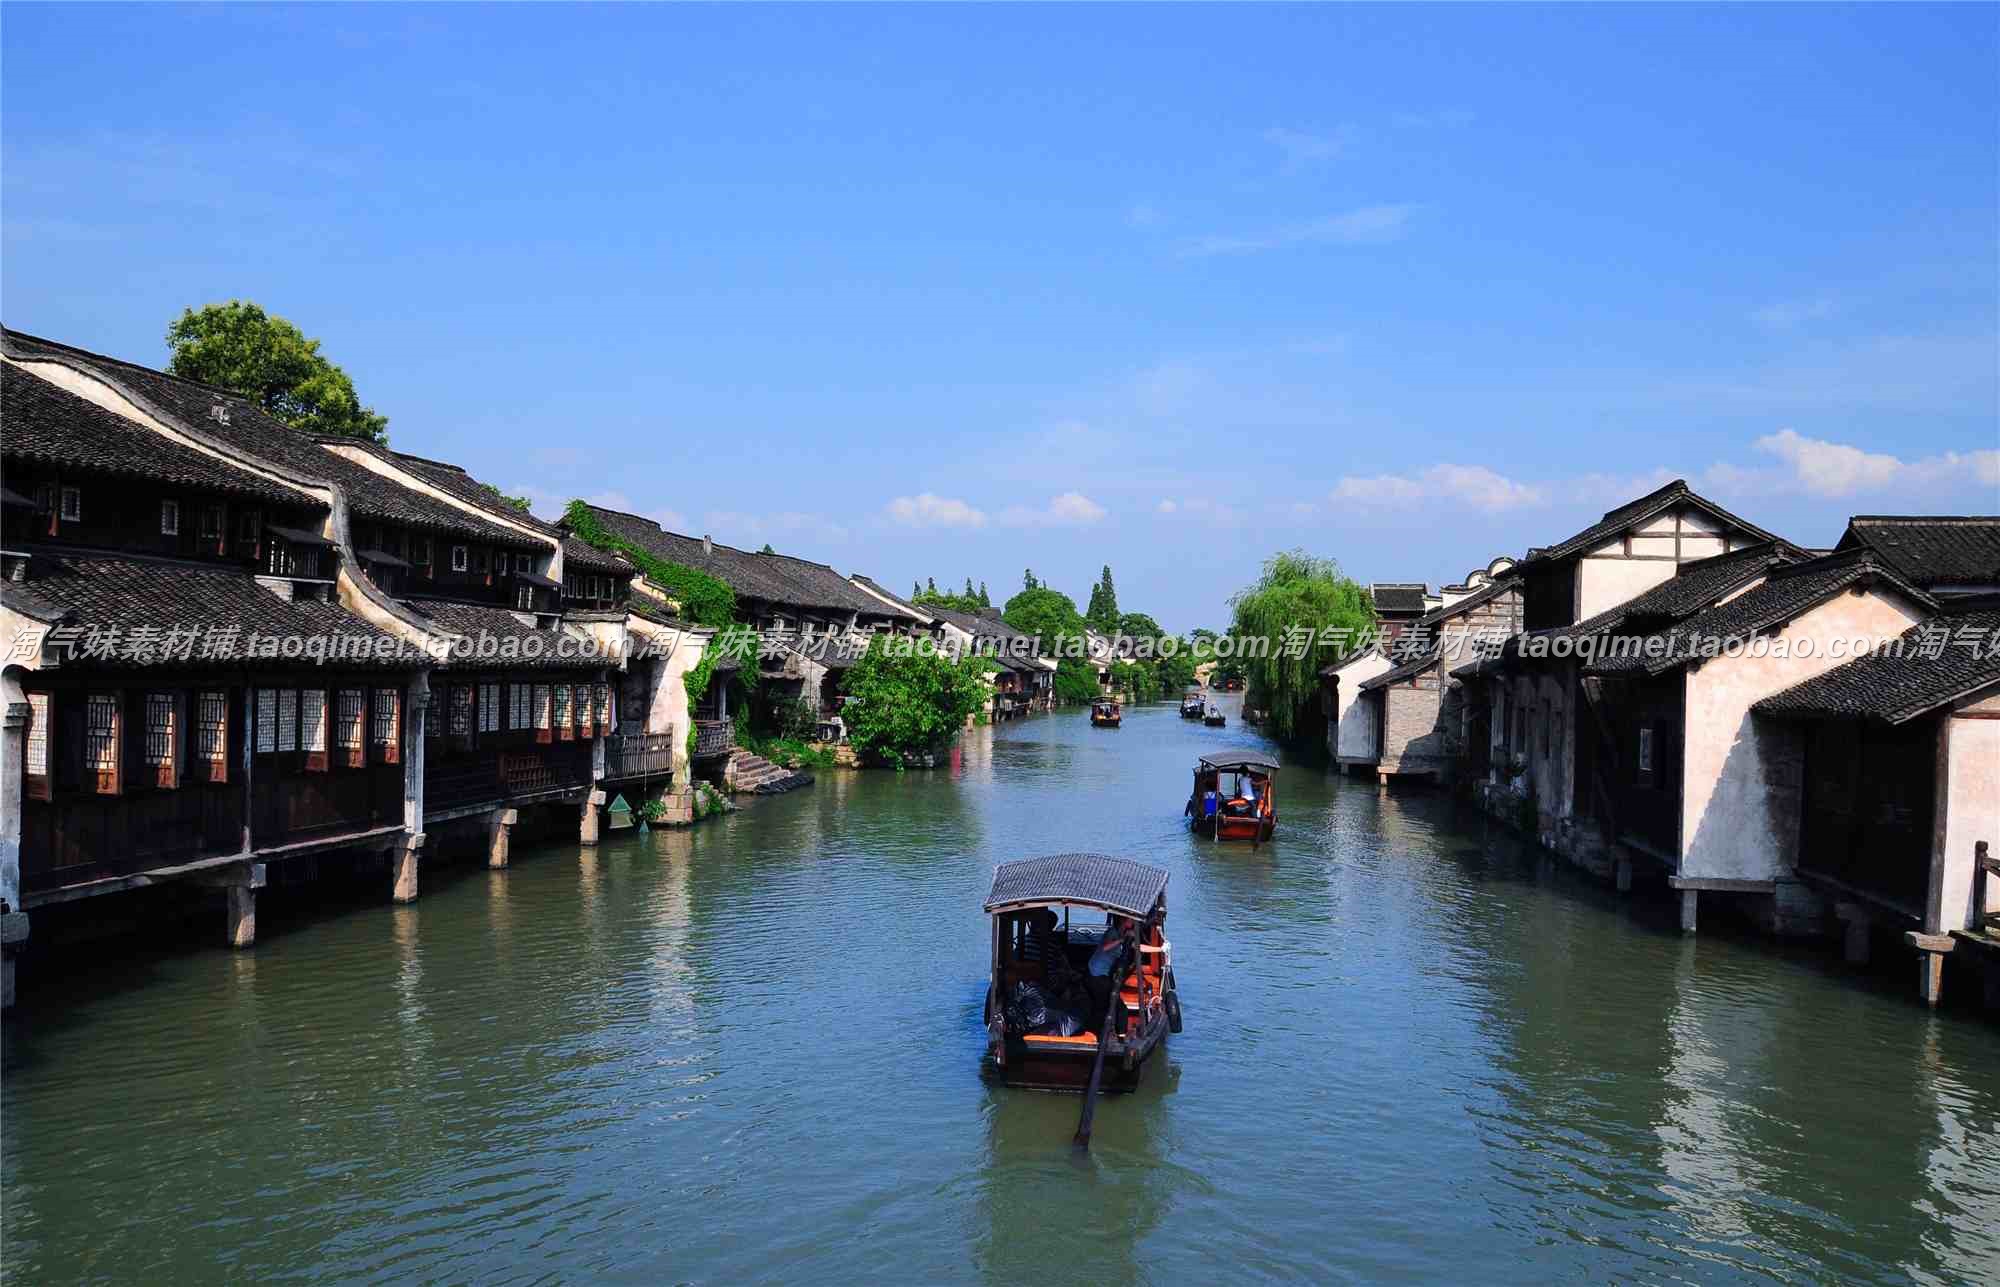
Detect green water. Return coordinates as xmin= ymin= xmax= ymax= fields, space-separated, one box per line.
xmin=4 ymin=698 xmax=1997 ymax=1283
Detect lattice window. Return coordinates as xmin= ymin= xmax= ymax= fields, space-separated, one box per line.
xmin=451 ymin=685 xmax=474 ymax=738
xmin=479 ymin=681 xmax=500 ymax=734
xmin=596 ymin=684 xmax=613 ymax=732
xmin=372 ymin=688 xmax=401 ymax=764
xmin=145 ymin=693 xmax=176 ymax=787
xmin=60 ymin=487 xmax=81 ymax=522
xmin=196 ymin=690 xmax=229 ymax=782
xmin=160 ymin=500 xmax=180 ymax=536
xmin=510 ymin=683 xmax=530 ymax=730
xmin=577 ymin=684 xmax=594 ymax=738
xmin=554 ymin=685 xmax=574 ymax=741
xmin=200 ymin=505 xmax=225 ymax=539
xmin=24 ymin=691 xmax=50 ymax=799
xmin=516 ymin=553 xmax=533 ymax=574
xmin=534 ymin=684 xmax=552 ymax=744
xmin=278 ymin=689 xmax=299 ymax=753
xmin=451 ymin=545 xmax=468 ymax=572
xmin=301 ymin=689 xmax=327 ymax=770
xmin=86 ymin=693 xmax=118 ymax=793
xmin=515 ymin=584 xmax=535 ymax=611
xmin=337 ymin=688 xmax=366 ymax=767
xmin=257 ymin=689 xmax=278 ymax=753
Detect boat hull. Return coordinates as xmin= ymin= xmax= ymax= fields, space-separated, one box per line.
xmin=990 ymin=1016 xmax=1170 ymax=1092
xmin=1189 ymin=812 xmax=1275 ymax=842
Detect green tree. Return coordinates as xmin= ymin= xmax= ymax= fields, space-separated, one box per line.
xmin=1003 ymin=585 xmax=1085 ymax=653
xmin=1023 ymin=568 xmax=1038 ymax=591
xmin=1227 ymin=550 xmax=1373 ymax=745
xmin=759 ymin=543 xmax=776 ymax=554
xmin=927 ymin=576 xmax=938 ymax=594
xmin=479 ymin=483 xmax=532 ymax=513
xmin=913 ymin=580 xmax=922 ymax=600
xmin=1084 ymin=564 xmax=1121 ymax=633
xmin=1117 ymin=611 xmax=1163 ymax=639
xmin=841 ymin=638 xmax=991 ymax=767
xmin=978 ymin=581 xmax=990 ymax=607
xmin=1054 ymin=657 xmax=1102 ymax=703
xmin=165 ymin=302 xmax=388 ymax=444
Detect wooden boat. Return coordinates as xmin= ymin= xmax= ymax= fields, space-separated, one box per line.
xmin=1179 ymin=689 xmax=1206 ymax=719
xmin=1186 ymin=753 xmax=1277 ymax=842
xmin=983 ymin=853 xmax=1181 ymax=1093
xmin=1202 ymin=702 xmax=1226 ymax=727
xmin=1090 ymin=699 xmax=1122 ymax=727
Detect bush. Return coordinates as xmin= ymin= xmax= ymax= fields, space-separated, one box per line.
xmin=840 ymin=636 xmax=989 ymax=768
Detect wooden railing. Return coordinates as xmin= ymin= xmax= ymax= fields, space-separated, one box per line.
xmin=692 ymin=719 xmax=735 ymax=760
xmin=605 ymin=730 xmax=676 ymax=781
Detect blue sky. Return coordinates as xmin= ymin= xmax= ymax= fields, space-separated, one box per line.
xmin=4 ymin=4 xmax=1995 ymax=630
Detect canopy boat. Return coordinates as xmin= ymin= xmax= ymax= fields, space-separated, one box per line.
xmin=983 ymin=853 xmax=1181 ymax=1095
xmin=1187 ymin=753 xmax=1277 ymax=842
xmin=1180 ymin=690 xmax=1206 ymax=719
xmin=1090 ymin=699 xmax=1123 ymax=727
xmin=1203 ymin=702 xmax=1226 ymax=727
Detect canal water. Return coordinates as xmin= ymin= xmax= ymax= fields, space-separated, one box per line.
xmin=5 ymin=698 xmax=1998 ymax=1284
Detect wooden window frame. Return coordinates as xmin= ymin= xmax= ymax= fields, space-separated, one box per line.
xmin=596 ymin=684 xmax=613 ymax=732
xmin=196 ymin=689 xmax=229 ymax=784
xmin=515 ymin=584 xmax=535 ymax=611
xmin=160 ymin=499 xmax=180 ymax=537
xmin=86 ymin=691 xmax=121 ymax=795
xmin=144 ymin=691 xmax=178 ymax=789
xmin=24 ymin=690 xmax=51 ymax=801
xmin=59 ymin=486 xmax=81 ymax=523
xmin=554 ymin=684 xmax=574 ymax=741
xmin=451 ymin=544 xmax=469 ymax=573
xmin=516 ymin=553 xmax=533 ymax=575
xmin=479 ymin=681 xmax=500 ymax=735
xmin=301 ymin=688 xmax=328 ymax=771
xmin=509 ymin=682 xmax=529 ymax=732
xmin=372 ymin=688 xmax=401 ymax=764
xmin=336 ymin=687 xmax=367 ymax=769
xmin=534 ymin=684 xmax=552 ymax=744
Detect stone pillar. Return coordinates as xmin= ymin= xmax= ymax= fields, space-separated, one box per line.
xmin=1904 ymin=932 xmax=1954 ymax=1009
xmin=580 ymin=790 xmax=605 ymax=846
xmin=0 ymin=911 xmax=28 ymax=1010
xmin=1837 ymin=903 xmax=1873 ymax=965
xmin=1679 ymin=889 xmax=1699 ymax=935
xmin=1615 ymin=856 xmax=1633 ymax=894
xmin=1 ymin=683 xmax=28 ymax=1010
xmin=196 ymin=861 xmax=265 ymax=948
xmin=391 ymin=833 xmax=423 ymax=904
xmin=488 ymin=808 xmax=518 ymax=869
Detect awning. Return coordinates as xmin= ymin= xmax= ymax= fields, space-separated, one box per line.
xmin=267 ymin=523 xmax=336 ymax=547
xmin=985 ymin=853 xmax=1170 ymax=918
xmin=516 ymin=570 xmax=560 ymax=590
xmin=1198 ymin=752 xmax=1280 ymax=772
xmin=355 ymin=548 xmax=410 ymax=568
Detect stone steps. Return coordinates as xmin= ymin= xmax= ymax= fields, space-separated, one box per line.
xmin=726 ymin=750 xmax=815 ymax=795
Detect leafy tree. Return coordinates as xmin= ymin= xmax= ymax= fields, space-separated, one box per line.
xmin=1227 ymin=550 xmax=1373 ymax=745
xmin=927 ymin=576 xmax=938 ymax=594
xmin=563 ymin=499 xmax=736 ymax=626
xmin=913 ymin=580 xmax=922 ymax=600
xmin=1023 ymin=568 xmax=1038 ymax=591
xmin=165 ymin=302 xmax=388 ymax=444
xmin=478 ymin=483 xmax=532 ymax=513
xmin=1053 ymin=657 xmax=1102 ymax=703
xmin=841 ymin=637 xmax=991 ymax=767
xmin=1117 ymin=611 xmax=1163 ymax=639
xmin=759 ymin=543 xmax=776 ymax=554
xmin=1084 ymin=564 xmax=1122 ymax=634
xmin=978 ymin=581 xmax=990 ymax=607
xmin=1190 ymin=627 xmax=1220 ymax=643
xmin=1002 ymin=585 xmax=1086 ymax=655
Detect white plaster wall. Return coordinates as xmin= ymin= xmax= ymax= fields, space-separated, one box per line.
xmin=1934 ymin=686 xmax=2000 ymax=932
xmin=1577 ymin=558 xmax=1679 ymax=622
xmin=1330 ymin=653 xmax=1394 ymax=762
xmin=1680 ymin=590 xmax=1926 ymax=881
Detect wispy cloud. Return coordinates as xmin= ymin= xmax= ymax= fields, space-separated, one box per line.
xmin=998 ymin=492 xmax=1107 ymax=528
xmin=1750 ymin=295 xmax=1839 ymax=330
xmin=1178 ymin=204 xmax=1418 ymax=258
xmin=885 ymin=493 xmax=987 ymax=529
xmin=1265 ymin=126 xmax=1352 ymax=171
xmin=1333 ymin=464 xmax=1546 ymax=513
xmin=1154 ymin=496 xmax=1243 ymax=526
xmin=1740 ymin=428 xmax=1999 ymax=498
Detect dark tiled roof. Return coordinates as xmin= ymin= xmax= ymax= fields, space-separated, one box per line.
xmin=927 ymin=605 xmax=1049 ymax=669
xmin=2 ymin=329 xmax=533 ymax=547
xmin=560 ymin=534 xmax=631 ymax=575
xmin=1372 ymin=583 xmax=1429 ymax=614
xmin=1835 ymin=516 xmax=2000 ymax=589
xmin=2 ymin=363 xmax=313 ymax=508
xmin=578 ymin=504 xmax=904 ymax=617
xmin=2 ymin=552 xmax=405 ymax=668
xmin=1413 ymin=577 xmax=1521 ymax=630
xmin=390 ymin=453 xmax=563 ymax=534
xmin=1753 ymin=600 xmax=2000 ymax=724
xmin=1357 ymin=653 xmax=1440 ymax=691
xmin=398 ymin=597 xmax=604 ymax=671
xmin=1541 ymin=541 xmax=1811 ymax=645
xmin=1589 ymin=551 xmax=1936 ymax=676
xmin=849 ymin=574 xmax=934 ymax=620
xmin=1520 ymin=480 xmax=1780 ymax=567
xmin=984 ymin=853 xmax=1170 ymax=918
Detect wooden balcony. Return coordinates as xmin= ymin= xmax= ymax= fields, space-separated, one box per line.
xmin=692 ymin=719 xmax=735 ymax=760
xmin=605 ymin=730 xmax=676 ymax=781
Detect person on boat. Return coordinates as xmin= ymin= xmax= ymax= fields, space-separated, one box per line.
xmin=1085 ymin=916 xmax=1133 ymax=1019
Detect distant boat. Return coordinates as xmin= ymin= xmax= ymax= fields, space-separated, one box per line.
xmin=1179 ymin=690 xmax=1206 ymax=719
xmin=1203 ymin=702 xmax=1226 ymax=727
xmin=1090 ymin=700 xmax=1122 ymax=728
xmin=1186 ymin=753 xmax=1278 ymax=843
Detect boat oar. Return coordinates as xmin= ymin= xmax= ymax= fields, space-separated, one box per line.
xmin=1073 ymin=939 xmax=1132 ymax=1151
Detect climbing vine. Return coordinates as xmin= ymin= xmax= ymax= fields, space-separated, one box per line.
xmin=562 ymin=499 xmax=737 ymax=627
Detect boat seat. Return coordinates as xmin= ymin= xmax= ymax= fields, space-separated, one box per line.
xmin=1023 ymin=1031 xmax=1099 ymax=1047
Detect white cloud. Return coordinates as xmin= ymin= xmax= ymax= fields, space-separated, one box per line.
xmin=1750 ymin=296 xmax=1838 ymax=330
xmin=998 ymin=492 xmax=1107 ymax=528
xmin=1265 ymin=126 xmax=1351 ymax=170
xmin=1154 ymin=495 xmax=1243 ymax=526
xmin=1178 ymin=204 xmax=1418 ymax=258
xmin=1156 ymin=499 xmax=1178 ymax=514
xmin=1333 ymin=464 xmax=1545 ymax=513
xmin=885 ymin=493 xmax=987 ymax=528
xmin=1750 ymin=428 xmax=2000 ymax=498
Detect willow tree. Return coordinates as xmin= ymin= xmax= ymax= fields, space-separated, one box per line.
xmin=1227 ymin=550 xmax=1374 ymax=744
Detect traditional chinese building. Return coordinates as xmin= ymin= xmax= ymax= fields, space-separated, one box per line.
xmin=1349 ymin=574 xmax=1522 ymax=784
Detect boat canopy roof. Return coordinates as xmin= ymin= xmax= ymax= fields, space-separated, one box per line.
xmin=1198 ymin=752 xmax=1280 ymax=773
xmin=985 ymin=853 xmax=1170 ymax=918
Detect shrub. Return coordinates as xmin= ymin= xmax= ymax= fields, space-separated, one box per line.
xmin=840 ymin=636 xmax=989 ymax=768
